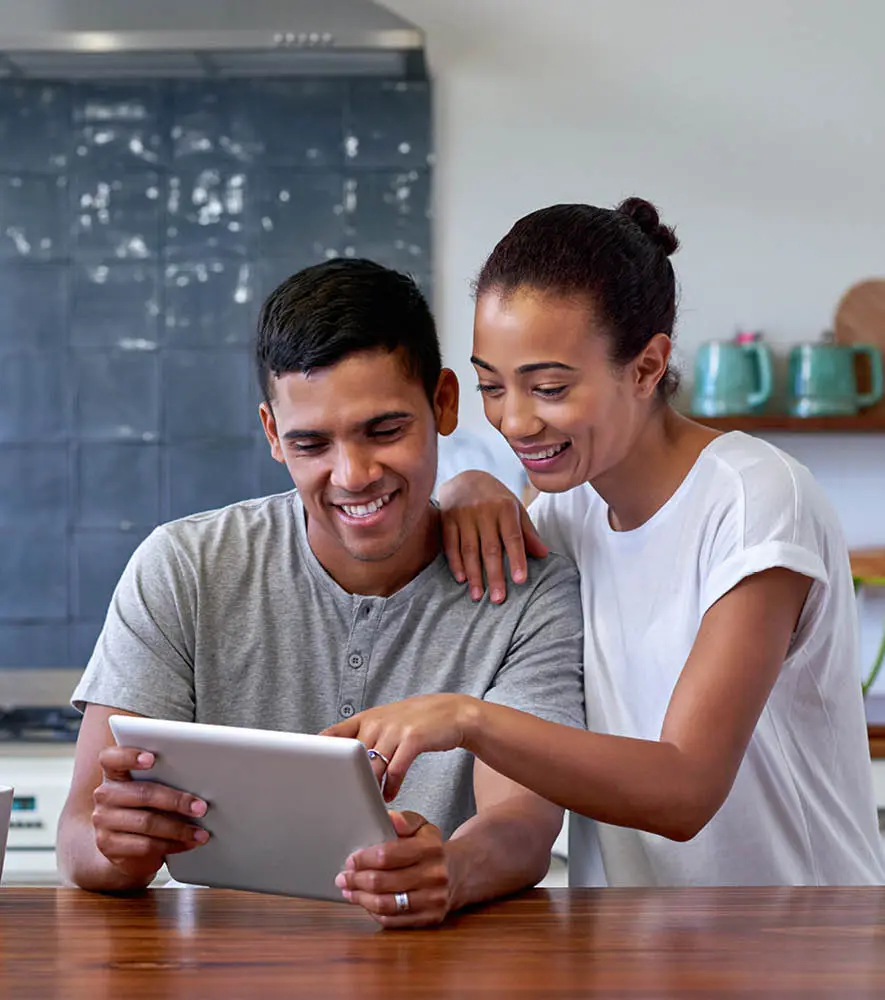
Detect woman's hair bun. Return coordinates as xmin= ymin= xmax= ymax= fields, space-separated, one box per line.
xmin=616 ymin=196 xmax=679 ymax=256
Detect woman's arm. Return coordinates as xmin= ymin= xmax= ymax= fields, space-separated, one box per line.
xmin=327 ymin=567 xmax=812 ymax=841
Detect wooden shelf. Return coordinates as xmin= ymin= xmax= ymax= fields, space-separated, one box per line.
xmin=691 ymin=414 xmax=885 ymax=433
xmin=851 ymin=549 xmax=885 ymax=582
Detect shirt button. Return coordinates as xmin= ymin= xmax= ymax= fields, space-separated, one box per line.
xmin=340 ymin=703 xmax=355 ymax=718
xmin=348 ymin=652 xmax=364 ymax=670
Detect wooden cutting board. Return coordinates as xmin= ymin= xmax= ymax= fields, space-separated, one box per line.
xmin=833 ymin=278 xmax=885 ymax=418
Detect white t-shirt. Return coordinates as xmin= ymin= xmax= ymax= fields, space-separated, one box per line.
xmin=532 ymin=431 xmax=885 ymax=886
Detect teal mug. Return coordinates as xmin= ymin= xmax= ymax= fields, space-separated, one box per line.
xmin=691 ymin=341 xmax=773 ymax=416
xmin=788 ymin=344 xmax=883 ymax=417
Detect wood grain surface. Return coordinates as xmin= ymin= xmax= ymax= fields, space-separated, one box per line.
xmin=2 ymin=887 xmax=885 ymax=999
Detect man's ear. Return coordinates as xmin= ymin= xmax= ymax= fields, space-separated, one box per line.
xmin=433 ymin=369 xmax=459 ymax=436
xmin=259 ymin=401 xmax=286 ymax=464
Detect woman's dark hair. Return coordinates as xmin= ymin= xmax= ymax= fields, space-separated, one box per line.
xmin=475 ymin=197 xmax=681 ymax=400
xmin=255 ymin=258 xmax=441 ymax=406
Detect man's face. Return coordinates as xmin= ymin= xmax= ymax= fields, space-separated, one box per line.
xmin=260 ymin=348 xmax=458 ymax=573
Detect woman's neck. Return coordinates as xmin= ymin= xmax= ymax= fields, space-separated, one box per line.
xmin=592 ymin=407 xmax=720 ymax=532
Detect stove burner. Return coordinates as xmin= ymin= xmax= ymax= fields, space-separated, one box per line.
xmin=0 ymin=706 xmax=81 ymax=743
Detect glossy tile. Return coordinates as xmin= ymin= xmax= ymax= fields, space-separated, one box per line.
xmin=0 ymin=623 xmax=70 ymax=669
xmin=170 ymin=81 xmax=258 ymax=164
xmin=346 ymin=80 xmax=431 ymax=168
xmin=164 ymin=259 xmax=257 ymax=346
xmin=166 ymin=165 xmax=251 ymax=258
xmin=0 ymin=263 xmax=67 ymax=349
xmin=0 ymin=75 xmax=433 ymax=665
xmin=0 ymin=526 xmax=67 ymax=619
xmin=254 ymin=169 xmax=346 ymax=259
xmin=0 ymin=444 xmax=69 ymax=527
xmin=164 ymin=440 xmax=255 ymax=520
xmin=162 ymin=349 xmax=256 ymax=441
xmin=343 ymin=169 xmax=431 ymax=272
xmin=70 ymin=261 xmax=160 ymax=348
xmin=0 ymin=173 xmax=68 ymax=260
xmin=72 ymin=82 xmax=166 ymax=168
xmin=69 ymin=620 xmax=103 ymax=668
xmin=70 ymin=168 xmax=163 ymax=261
xmin=72 ymin=349 xmax=160 ymax=441
xmin=75 ymin=443 xmax=160 ymax=528
xmin=0 ymin=83 xmax=70 ymax=173
xmin=0 ymin=351 xmax=69 ymax=442
xmin=247 ymin=80 xmax=345 ymax=166
xmin=71 ymin=529 xmax=147 ymax=619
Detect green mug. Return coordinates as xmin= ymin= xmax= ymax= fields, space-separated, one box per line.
xmin=691 ymin=341 xmax=773 ymax=416
xmin=788 ymin=344 xmax=883 ymax=417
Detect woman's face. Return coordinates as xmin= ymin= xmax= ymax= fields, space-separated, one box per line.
xmin=472 ymin=287 xmax=654 ymax=492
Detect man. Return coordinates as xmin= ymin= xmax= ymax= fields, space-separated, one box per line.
xmin=57 ymin=258 xmax=584 ymax=928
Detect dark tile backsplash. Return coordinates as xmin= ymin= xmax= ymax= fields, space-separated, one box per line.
xmin=0 ymin=76 xmax=432 ymax=668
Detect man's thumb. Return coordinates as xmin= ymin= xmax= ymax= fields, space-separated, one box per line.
xmin=389 ymin=810 xmax=428 ymax=838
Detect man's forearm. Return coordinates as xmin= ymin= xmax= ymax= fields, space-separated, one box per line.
xmin=56 ymin=811 xmax=157 ymax=893
xmin=444 ymin=800 xmax=560 ymax=913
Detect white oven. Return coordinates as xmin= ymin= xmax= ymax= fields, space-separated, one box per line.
xmin=0 ymin=748 xmax=74 ymax=884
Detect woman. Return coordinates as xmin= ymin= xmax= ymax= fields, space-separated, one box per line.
xmin=327 ymin=198 xmax=885 ymax=886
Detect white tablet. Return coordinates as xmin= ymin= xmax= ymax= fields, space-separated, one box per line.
xmin=108 ymin=715 xmax=396 ymax=901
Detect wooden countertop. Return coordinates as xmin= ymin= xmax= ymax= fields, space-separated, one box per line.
xmin=2 ymin=888 xmax=885 ymax=998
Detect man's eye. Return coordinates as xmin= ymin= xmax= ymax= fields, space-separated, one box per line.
xmin=476 ymin=383 xmax=503 ymax=396
xmin=535 ymin=386 xmax=567 ymax=398
xmin=291 ymin=441 xmax=325 ymax=453
xmin=371 ymin=426 xmax=403 ymax=439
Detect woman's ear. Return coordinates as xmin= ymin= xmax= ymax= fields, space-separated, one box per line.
xmin=634 ymin=333 xmax=672 ymax=398
xmin=433 ymin=369 xmax=460 ymax=436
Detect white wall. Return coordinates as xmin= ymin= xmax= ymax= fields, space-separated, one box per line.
xmin=385 ymin=0 xmax=885 ymax=690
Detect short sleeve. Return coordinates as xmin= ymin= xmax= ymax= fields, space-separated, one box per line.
xmin=71 ymin=525 xmax=197 ymax=720
xmin=700 ymin=452 xmax=829 ymax=615
xmin=482 ymin=554 xmax=586 ymax=729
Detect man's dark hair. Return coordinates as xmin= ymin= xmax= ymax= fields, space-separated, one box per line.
xmin=255 ymin=258 xmax=441 ymax=405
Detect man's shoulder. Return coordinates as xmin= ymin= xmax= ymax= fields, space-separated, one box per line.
xmin=158 ymin=491 xmax=298 ymax=550
xmin=132 ymin=491 xmax=302 ymax=582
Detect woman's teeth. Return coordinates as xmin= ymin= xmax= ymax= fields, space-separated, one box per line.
xmin=522 ymin=443 xmax=568 ymax=461
xmin=341 ymin=494 xmax=392 ymax=517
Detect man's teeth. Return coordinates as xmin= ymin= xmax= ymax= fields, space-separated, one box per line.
xmin=341 ymin=494 xmax=392 ymax=517
xmin=523 ymin=443 xmax=568 ymax=461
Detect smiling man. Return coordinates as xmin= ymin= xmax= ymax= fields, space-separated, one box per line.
xmin=57 ymin=258 xmax=585 ymax=927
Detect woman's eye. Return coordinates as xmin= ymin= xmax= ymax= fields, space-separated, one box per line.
xmin=535 ymin=385 xmax=567 ymax=398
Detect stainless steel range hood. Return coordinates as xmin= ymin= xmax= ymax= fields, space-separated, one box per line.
xmin=0 ymin=0 xmax=426 ymax=78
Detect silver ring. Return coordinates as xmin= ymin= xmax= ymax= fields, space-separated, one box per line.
xmin=394 ymin=891 xmax=410 ymax=913
xmin=367 ymin=749 xmax=390 ymax=795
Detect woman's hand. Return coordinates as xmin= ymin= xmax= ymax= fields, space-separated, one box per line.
xmin=322 ymin=694 xmax=483 ymax=801
xmin=438 ymin=471 xmax=547 ymax=604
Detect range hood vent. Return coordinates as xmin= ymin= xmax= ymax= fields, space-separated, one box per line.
xmin=0 ymin=0 xmax=426 ymax=78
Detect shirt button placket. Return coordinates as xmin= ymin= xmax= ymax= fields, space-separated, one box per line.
xmin=339 ymin=600 xmax=376 ymax=719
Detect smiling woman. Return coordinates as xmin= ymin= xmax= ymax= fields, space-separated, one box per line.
xmin=326 ymin=197 xmax=885 ymax=889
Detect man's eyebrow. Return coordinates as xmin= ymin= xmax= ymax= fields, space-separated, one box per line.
xmin=281 ymin=411 xmax=414 ymax=441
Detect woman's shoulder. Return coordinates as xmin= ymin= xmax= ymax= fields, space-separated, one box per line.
xmin=699 ymin=432 xmax=841 ymax=548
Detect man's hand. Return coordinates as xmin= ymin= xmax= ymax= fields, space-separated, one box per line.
xmin=92 ymin=744 xmax=210 ymax=883
xmin=335 ymin=811 xmax=453 ymax=928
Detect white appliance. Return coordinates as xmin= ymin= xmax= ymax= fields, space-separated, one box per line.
xmin=0 ymin=749 xmax=74 ymax=884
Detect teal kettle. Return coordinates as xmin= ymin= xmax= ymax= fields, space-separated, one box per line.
xmin=691 ymin=336 xmax=773 ymax=417
xmin=788 ymin=336 xmax=884 ymax=416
